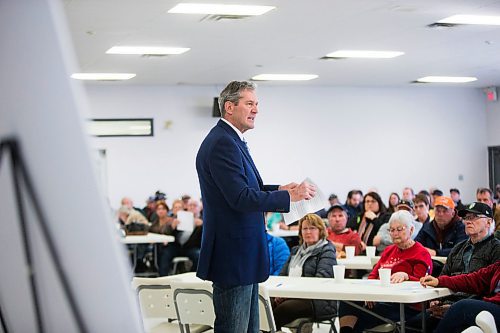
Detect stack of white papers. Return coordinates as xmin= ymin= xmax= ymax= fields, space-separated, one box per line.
xmin=283 ymin=178 xmax=327 ymax=225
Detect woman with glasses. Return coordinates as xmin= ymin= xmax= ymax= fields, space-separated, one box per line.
xmin=339 ymin=210 xmax=432 ymax=333
xmin=272 ymin=214 xmax=337 ymax=331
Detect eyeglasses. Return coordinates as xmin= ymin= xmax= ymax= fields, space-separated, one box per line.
xmin=301 ymin=226 xmax=319 ymax=232
xmin=387 ymin=226 xmax=407 ymax=233
xmin=463 ymin=214 xmax=488 ymax=221
xmin=365 ymin=199 xmax=377 ymax=204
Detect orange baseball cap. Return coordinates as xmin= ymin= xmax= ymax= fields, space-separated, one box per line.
xmin=434 ymin=196 xmax=455 ymax=209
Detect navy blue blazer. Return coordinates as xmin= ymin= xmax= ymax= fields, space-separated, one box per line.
xmin=196 ymin=120 xmax=290 ymax=285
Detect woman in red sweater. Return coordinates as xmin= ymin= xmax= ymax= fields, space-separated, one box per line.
xmin=339 ymin=210 xmax=432 ymax=333
xmin=420 ymin=261 xmax=500 ymax=333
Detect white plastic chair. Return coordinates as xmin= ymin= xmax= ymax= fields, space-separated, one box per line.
xmin=258 ymin=284 xmax=277 ymax=333
xmin=172 ymin=280 xmax=215 ymax=333
xmin=462 ymin=326 xmax=484 ymax=333
xmin=171 ymin=256 xmax=192 ymax=275
xmin=132 ymin=277 xmax=210 ymax=333
xmin=475 ymin=310 xmax=497 ymax=333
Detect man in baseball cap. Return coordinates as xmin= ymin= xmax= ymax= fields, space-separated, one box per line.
xmin=415 ymin=196 xmax=467 ymax=265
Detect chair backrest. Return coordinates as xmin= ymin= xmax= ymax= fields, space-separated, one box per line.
xmin=258 ymin=284 xmax=277 ymax=333
xmin=172 ymin=281 xmax=215 ymax=328
xmin=132 ymin=277 xmax=178 ymax=320
xmin=476 ymin=310 xmax=497 ymax=333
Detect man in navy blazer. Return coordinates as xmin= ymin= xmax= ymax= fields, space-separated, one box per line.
xmin=196 ymin=81 xmax=315 ymax=332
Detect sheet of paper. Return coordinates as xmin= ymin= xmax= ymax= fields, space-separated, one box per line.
xmin=283 ymin=177 xmax=327 ymax=225
xmin=176 ymin=210 xmax=194 ymax=231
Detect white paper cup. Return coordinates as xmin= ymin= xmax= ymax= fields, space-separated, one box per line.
xmin=333 ymin=265 xmax=345 ymax=283
xmin=272 ymin=223 xmax=280 ymax=232
xmin=345 ymin=246 xmax=355 ymax=259
xmin=366 ymin=246 xmax=376 ymax=258
xmin=379 ymin=268 xmax=391 ymax=286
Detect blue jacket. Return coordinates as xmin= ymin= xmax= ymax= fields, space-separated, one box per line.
xmin=196 ymin=120 xmax=290 ymax=285
xmin=414 ymin=218 xmax=467 ymax=257
xmin=267 ymin=233 xmax=290 ymax=275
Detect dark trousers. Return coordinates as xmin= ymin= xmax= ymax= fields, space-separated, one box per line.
xmin=157 ymin=242 xmax=200 ymax=276
xmin=272 ymin=298 xmax=314 ymax=330
xmin=212 ymin=282 xmax=259 ymax=333
xmin=339 ymin=301 xmax=419 ymax=333
xmin=434 ymin=299 xmax=500 ymax=333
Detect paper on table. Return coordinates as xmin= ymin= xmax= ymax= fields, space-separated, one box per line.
xmin=283 ymin=178 xmax=327 ymax=225
xmin=176 ymin=211 xmax=194 ymax=231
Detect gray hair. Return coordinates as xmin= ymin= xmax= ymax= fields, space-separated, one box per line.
xmin=389 ymin=210 xmax=415 ymax=230
xmin=219 ymin=81 xmax=257 ymax=117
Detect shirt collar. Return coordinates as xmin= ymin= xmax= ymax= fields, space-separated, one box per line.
xmin=221 ymin=118 xmax=244 ymax=142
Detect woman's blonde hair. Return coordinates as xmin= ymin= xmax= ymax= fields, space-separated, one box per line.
xmin=298 ymin=213 xmax=327 ymax=245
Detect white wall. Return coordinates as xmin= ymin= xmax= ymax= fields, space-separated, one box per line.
xmin=486 ymin=97 xmax=500 ymax=146
xmin=86 ymin=85 xmax=491 ymax=208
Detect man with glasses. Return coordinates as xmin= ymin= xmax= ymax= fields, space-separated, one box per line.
xmin=409 ymin=202 xmax=500 ymax=331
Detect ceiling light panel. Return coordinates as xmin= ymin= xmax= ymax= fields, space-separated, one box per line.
xmin=71 ymin=73 xmax=136 ymax=81
xmin=251 ymin=74 xmax=318 ymax=81
xmin=168 ymin=3 xmax=275 ymax=16
xmin=325 ymin=50 xmax=404 ymax=59
xmin=438 ymin=15 xmax=500 ymax=25
xmin=106 ymin=46 xmax=190 ymax=55
xmin=416 ymin=76 xmax=477 ymax=83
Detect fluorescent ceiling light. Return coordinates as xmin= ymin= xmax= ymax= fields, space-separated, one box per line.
xmin=71 ymin=73 xmax=136 ymax=81
xmin=416 ymin=76 xmax=477 ymax=83
xmin=438 ymin=15 xmax=500 ymax=25
xmin=251 ymin=74 xmax=318 ymax=81
xmin=325 ymin=50 xmax=404 ymax=59
xmin=106 ymin=46 xmax=190 ymax=55
xmin=168 ymin=3 xmax=275 ymax=16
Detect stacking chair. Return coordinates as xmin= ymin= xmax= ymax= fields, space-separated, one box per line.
xmin=132 ymin=277 xmax=210 ymax=333
xmin=172 ymin=280 xmax=215 ymax=333
xmin=461 ymin=327 xmax=484 ymax=333
xmin=282 ymin=299 xmax=339 ymax=333
xmin=170 ymin=257 xmax=192 ymax=275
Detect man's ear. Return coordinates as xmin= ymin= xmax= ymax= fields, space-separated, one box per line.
xmin=224 ymin=101 xmax=233 ymax=115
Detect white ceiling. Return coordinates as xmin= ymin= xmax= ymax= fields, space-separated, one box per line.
xmin=63 ymin=0 xmax=500 ymax=87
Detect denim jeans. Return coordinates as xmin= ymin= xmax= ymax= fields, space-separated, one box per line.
xmin=212 ymin=282 xmax=259 ymax=333
xmin=434 ymin=299 xmax=500 ymax=333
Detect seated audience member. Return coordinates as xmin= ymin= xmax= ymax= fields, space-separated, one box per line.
xmin=317 ymin=193 xmax=341 ymax=218
xmin=327 ymin=204 xmax=362 ymax=257
xmin=142 ymin=196 xmax=157 ymax=221
xmin=181 ymin=194 xmax=191 ymax=210
xmin=409 ymin=202 xmax=500 ymax=330
xmin=117 ymin=205 xmax=130 ymax=227
xmin=266 ymin=231 xmax=290 ymax=276
xmin=414 ymin=196 xmax=467 ymax=259
xmin=339 ymin=210 xmax=432 ymax=333
xmin=387 ymin=192 xmax=400 ymax=214
xmin=414 ymin=193 xmax=431 ymax=225
xmin=347 ymin=192 xmax=390 ymax=253
xmin=121 ymin=196 xmax=145 ymax=216
xmin=272 ymin=214 xmax=337 ymax=330
xmin=420 ymin=261 xmax=500 ymax=333
xmin=344 ymin=190 xmax=363 ymax=219
xmin=476 ymin=187 xmax=500 ymax=238
xmin=419 ymin=190 xmax=435 ymax=220
xmin=373 ymin=199 xmax=420 ymax=253
xmin=450 ymin=188 xmax=466 ymax=211
xmin=149 ymin=202 xmax=176 ymax=276
xmin=402 ymin=187 xmax=415 ymax=202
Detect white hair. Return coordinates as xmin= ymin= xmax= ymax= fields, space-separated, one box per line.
xmin=389 ymin=210 xmax=415 ymax=229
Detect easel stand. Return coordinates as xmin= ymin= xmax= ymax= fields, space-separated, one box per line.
xmin=0 ymin=139 xmax=87 ymax=333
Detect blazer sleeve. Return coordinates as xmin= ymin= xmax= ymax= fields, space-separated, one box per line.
xmin=208 ymin=135 xmax=290 ymax=213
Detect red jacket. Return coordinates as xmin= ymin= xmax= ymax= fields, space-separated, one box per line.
xmin=438 ymin=261 xmax=500 ymax=304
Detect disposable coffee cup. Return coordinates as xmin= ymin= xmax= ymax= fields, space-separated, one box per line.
xmin=366 ymin=246 xmax=376 ymax=258
xmin=333 ymin=265 xmax=345 ymax=283
xmin=345 ymin=246 xmax=355 ymax=259
xmin=379 ymin=268 xmax=391 ymax=286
